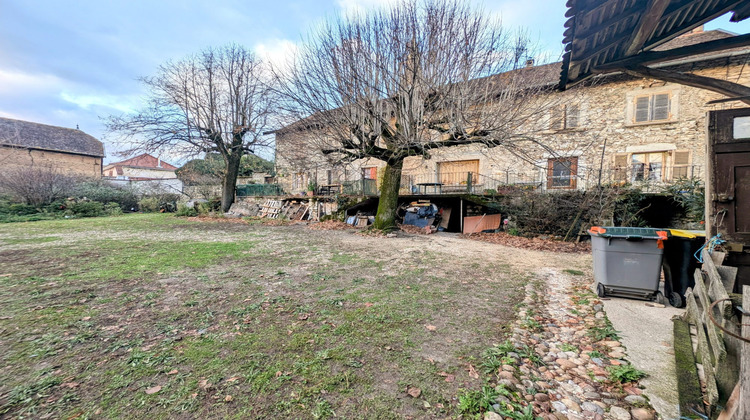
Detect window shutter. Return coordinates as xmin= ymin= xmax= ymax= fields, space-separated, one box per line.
xmin=550 ymin=107 xmax=563 ymax=130
xmin=634 ymin=96 xmax=650 ymax=122
xmin=546 ymin=159 xmax=554 ymax=189
xmin=613 ymin=154 xmax=628 ymax=182
xmin=673 ymin=150 xmax=690 ymax=165
xmin=672 ymin=150 xmax=691 ymax=179
xmin=569 ymin=157 xmax=578 ymax=189
xmin=652 ymin=94 xmax=670 ymax=121
xmin=566 ymin=104 xmax=579 ymax=128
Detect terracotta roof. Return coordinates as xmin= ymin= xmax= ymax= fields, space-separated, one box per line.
xmin=104 ymin=153 xmax=177 ymax=171
xmin=0 ymin=117 xmax=104 ymax=157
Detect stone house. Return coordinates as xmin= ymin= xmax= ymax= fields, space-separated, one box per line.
xmin=0 ymin=117 xmax=104 ymax=177
xmin=275 ymin=28 xmax=750 ymax=195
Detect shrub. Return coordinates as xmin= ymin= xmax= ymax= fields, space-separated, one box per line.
xmin=73 ymin=180 xmax=139 ymax=211
xmin=0 ymin=166 xmax=77 ymax=205
xmin=104 ymin=202 xmax=123 ymax=216
xmin=176 ymin=203 xmax=198 ymax=217
xmin=138 ymin=197 xmax=160 ymax=212
xmin=69 ymin=201 xmax=104 ymax=217
xmin=138 ymin=193 xmax=181 ymax=213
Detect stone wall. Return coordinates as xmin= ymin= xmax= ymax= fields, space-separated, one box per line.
xmin=0 ymin=147 xmax=102 ymax=178
xmin=274 ymin=52 xmax=750 ymax=193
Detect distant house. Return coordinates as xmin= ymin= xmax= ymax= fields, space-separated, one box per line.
xmin=103 ymin=153 xmax=178 ymax=180
xmin=0 ymin=116 xmax=104 ymax=177
xmin=103 ymin=153 xmax=183 ymax=195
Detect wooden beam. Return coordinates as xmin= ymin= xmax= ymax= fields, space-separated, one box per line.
xmin=622 ymin=65 xmax=750 ymax=106
xmin=739 ymin=286 xmax=750 ymax=420
xmin=597 ymin=33 xmax=750 ymax=71
xmin=624 ymin=0 xmax=672 ymax=56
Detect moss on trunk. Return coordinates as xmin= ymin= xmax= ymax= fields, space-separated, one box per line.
xmin=221 ymin=153 xmax=242 ymax=213
xmin=372 ymin=159 xmax=403 ymax=230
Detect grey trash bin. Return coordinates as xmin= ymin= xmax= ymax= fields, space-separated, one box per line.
xmin=588 ymin=226 xmax=669 ymax=301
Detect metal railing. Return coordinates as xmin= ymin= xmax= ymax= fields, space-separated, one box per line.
xmin=297 ymin=164 xmax=703 ymax=197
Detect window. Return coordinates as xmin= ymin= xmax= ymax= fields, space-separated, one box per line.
xmin=631 ymin=152 xmax=665 ymax=181
xmin=550 ymin=104 xmax=580 ymax=130
xmin=612 ymin=150 xmax=691 ymax=182
xmin=362 ymin=167 xmax=377 ymax=179
xmin=633 ymin=93 xmax=671 ymax=123
xmin=546 ymin=157 xmax=577 ymax=189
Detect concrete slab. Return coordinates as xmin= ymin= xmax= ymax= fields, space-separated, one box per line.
xmin=602 ymin=296 xmax=684 ymax=420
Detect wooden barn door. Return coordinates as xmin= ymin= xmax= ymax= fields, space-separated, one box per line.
xmin=708 ymin=108 xmax=750 ymax=290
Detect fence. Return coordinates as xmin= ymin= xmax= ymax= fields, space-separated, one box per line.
xmin=236 ymin=183 xmax=283 ymax=197
xmin=677 ymin=248 xmax=745 ymax=418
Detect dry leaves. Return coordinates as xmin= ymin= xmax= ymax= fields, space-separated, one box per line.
xmin=198 ymin=379 xmax=211 ymax=390
xmin=407 ymin=387 xmax=422 ymax=398
xmin=463 ymin=232 xmax=591 ymax=253
xmin=468 ymin=364 xmax=479 ymax=379
xmin=145 ymin=385 xmax=162 ymax=395
xmin=224 ymin=395 xmax=233 ymax=402
xmin=437 ymin=372 xmax=455 ymax=383
xmin=166 ymin=369 xmax=178 ymax=375
xmin=425 ymin=325 xmax=437 ymax=331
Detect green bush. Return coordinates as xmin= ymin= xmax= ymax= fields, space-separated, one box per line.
xmin=196 ymin=197 xmax=221 ymax=214
xmin=138 ymin=197 xmax=160 ymax=213
xmin=69 ymin=201 xmax=104 ymax=217
xmin=104 ymin=202 xmax=123 ymax=216
xmin=0 ymin=203 xmax=38 ymax=216
xmin=73 ymin=180 xmax=138 ymax=211
xmin=176 ymin=203 xmax=198 ymax=217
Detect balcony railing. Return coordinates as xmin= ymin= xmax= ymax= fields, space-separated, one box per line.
xmin=308 ymin=164 xmax=702 ymax=197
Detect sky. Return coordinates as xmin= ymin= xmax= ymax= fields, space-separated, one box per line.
xmin=0 ymin=0 xmax=748 ymax=164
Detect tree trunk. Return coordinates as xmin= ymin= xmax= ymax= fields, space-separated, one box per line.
xmin=221 ymin=153 xmax=242 ymax=213
xmin=373 ymin=158 xmax=403 ymax=230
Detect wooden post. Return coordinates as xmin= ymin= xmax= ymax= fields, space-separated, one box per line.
xmin=739 ymin=286 xmax=749 ymax=420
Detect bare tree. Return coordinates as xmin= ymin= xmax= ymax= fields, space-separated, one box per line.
xmin=0 ymin=165 xmax=77 ymax=206
xmin=106 ymin=45 xmax=277 ymax=212
xmin=278 ymin=0 xmax=567 ymax=229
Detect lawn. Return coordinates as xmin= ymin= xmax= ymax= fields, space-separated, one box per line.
xmin=0 ymin=214 xmax=533 ymax=419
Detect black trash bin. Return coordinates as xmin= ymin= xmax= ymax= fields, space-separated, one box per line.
xmin=662 ymin=229 xmax=706 ymax=308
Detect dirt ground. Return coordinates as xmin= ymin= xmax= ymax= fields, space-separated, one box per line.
xmin=0 ymin=215 xmax=593 ymax=419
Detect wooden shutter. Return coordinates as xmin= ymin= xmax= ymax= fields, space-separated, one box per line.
xmin=549 ymin=106 xmax=563 ymax=130
xmin=672 ymin=150 xmax=691 ymax=179
xmin=438 ymin=160 xmax=479 ymax=184
xmin=634 ymin=96 xmax=650 ymax=122
xmin=566 ymin=104 xmax=580 ymax=128
xmin=613 ymin=153 xmax=628 ymax=182
xmin=568 ymin=157 xmax=578 ymax=189
xmin=652 ymin=94 xmax=670 ymax=121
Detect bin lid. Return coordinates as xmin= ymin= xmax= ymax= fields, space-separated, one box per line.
xmin=588 ymin=226 xmax=669 ymax=240
xmin=667 ymin=229 xmax=706 ymax=239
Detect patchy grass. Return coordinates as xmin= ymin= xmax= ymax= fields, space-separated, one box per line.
xmin=0 ymin=213 xmax=530 ymax=419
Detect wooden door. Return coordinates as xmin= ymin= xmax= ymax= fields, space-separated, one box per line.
xmin=708 ymin=108 xmax=750 ymax=243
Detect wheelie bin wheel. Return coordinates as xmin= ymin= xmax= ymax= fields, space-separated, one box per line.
xmin=596 ymin=283 xmax=606 ymax=298
xmin=668 ymin=292 xmax=683 ymax=308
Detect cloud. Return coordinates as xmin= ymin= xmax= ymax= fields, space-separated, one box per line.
xmin=336 ymin=0 xmax=400 ymax=15
xmin=255 ymin=38 xmax=299 ymax=73
xmin=0 ymin=69 xmax=62 ymax=95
